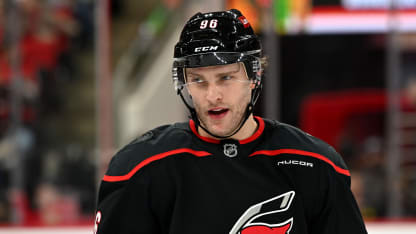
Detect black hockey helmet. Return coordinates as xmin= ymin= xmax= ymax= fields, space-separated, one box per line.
xmin=172 ymin=9 xmax=264 ymax=138
xmin=173 ymin=9 xmax=263 ymax=90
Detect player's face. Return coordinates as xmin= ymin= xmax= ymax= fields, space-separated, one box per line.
xmin=185 ymin=62 xmax=254 ymax=137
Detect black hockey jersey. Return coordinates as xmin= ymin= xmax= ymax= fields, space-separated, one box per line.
xmin=94 ymin=117 xmax=368 ymax=234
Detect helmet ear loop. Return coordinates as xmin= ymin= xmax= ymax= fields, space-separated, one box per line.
xmin=184 ymin=70 xmax=193 ymax=100
xmin=176 ymin=70 xmax=197 ymax=120
xmin=250 ymin=58 xmax=263 ymax=106
xmin=178 ymin=88 xmax=199 ymax=122
xmin=177 ymin=69 xmax=207 ymax=131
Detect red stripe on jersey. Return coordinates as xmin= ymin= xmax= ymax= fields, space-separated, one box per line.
xmin=249 ymin=149 xmax=350 ymax=176
xmin=189 ymin=116 xmax=265 ymax=144
xmin=103 ymin=148 xmax=212 ymax=182
xmin=189 ymin=120 xmax=220 ymax=144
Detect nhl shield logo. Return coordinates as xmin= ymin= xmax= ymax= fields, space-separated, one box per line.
xmin=224 ymin=144 xmax=238 ymax=157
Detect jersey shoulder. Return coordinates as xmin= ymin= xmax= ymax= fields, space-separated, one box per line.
xmin=264 ymin=119 xmax=348 ymax=172
xmin=104 ymin=122 xmax=193 ymax=179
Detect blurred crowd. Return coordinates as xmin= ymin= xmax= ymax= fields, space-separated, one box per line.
xmin=0 ymin=0 xmax=95 ymax=226
xmin=300 ymin=54 xmax=416 ymax=219
xmin=348 ymin=59 xmax=416 ymax=219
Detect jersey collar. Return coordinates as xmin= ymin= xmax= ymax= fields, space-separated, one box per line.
xmin=189 ymin=116 xmax=265 ymax=144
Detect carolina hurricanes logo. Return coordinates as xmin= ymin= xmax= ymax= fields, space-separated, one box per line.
xmin=240 ymin=218 xmax=293 ymax=234
xmin=94 ymin=211 xmax=102 ymax=234
xmin=230 ymin=191 xmax=295 ymax=234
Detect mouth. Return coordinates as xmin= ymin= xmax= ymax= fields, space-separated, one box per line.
xmin=208 ymin=108 xmax=229 ymax=119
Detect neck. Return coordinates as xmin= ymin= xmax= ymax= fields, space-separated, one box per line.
xmin=198 ymin=114 xmax=258 ymax=141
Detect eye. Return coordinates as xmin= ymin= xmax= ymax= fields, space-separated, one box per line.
xmin=190 ymin=77 xmax=203 ymax=83
xmin=221 ymin=75 xmax=233 ymax=81
xmin=187 ymin=77 xmax=208 ymax=89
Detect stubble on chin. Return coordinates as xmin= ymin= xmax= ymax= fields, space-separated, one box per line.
xmin=197 ymin=110 xmax=245 ymax=137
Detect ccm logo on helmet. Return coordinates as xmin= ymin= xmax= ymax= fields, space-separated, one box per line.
xmin=194 ymin=46 xmax=218 ymax=52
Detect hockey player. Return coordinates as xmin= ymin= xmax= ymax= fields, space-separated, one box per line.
xmin=94 ymin=9 xmax=368 ymax=234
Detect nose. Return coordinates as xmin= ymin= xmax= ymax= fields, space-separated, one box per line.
xmin=205 ymin=82 xmax=222 ymax=103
